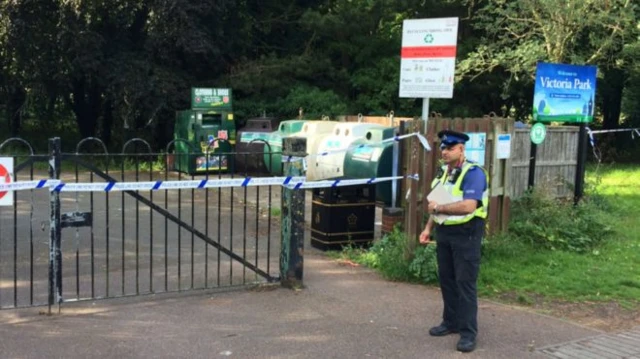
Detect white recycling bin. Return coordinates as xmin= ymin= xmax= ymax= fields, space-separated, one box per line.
xmin=264 ymin=119 xmax=338 ymax=175
xmin=310 ymin=122 xmax=386 ymax=180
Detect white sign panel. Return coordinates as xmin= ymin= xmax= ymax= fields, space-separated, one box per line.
xmin=464 ymin=133 xmax=486 ymax=166
xmin=0 ymin=157 xmax=14 ymax=206
xmin=496 ymin=134 xmax=512 ymax=159
xmin=399 ymin=17 xmax=459 ymax=98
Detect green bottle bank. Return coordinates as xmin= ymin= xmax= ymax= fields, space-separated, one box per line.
xmin=173 ymin=88 xmax=237 ymax=174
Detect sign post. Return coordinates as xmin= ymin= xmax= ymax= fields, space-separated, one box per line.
xmin=398 ymin=17 xmax=459 ymax=229
xmin=0 ymin=158 xmax=14 ymax=207
xmin=400 ymin=17 xmax=459 ymax=129
xmin=532 ymin=62 xmax=597 ymax=200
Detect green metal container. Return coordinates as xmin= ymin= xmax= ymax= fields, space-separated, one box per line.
xmin=343 ymin=127 xmax=396 ymax=206
xmin=173 ymin=88 xmax=237 ymax=174
xmin=173 ymin=105 xmax=237 ymax=174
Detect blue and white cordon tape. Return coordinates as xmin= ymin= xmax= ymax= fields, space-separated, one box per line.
xmin=586 ymin=126 xmax=640 ymax=147
xmin=585 ymin=126 xmax=640 ymax=162
xmin=0 ymin=180 xmax=61 ymax=192
xmin=0 ymin=131 xmax=428 ymax=193
xmin=0 ymin=175 xmax=419 ymax=193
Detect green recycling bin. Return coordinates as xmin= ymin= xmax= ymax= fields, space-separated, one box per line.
xmin=173 ymin=88 xmax=237 ymax=174
xmin=343 ymin=127 xmax=396 ymax=206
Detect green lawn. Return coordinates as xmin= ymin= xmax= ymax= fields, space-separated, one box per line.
xmin=478 ymin=164 xmax=640 ymax=306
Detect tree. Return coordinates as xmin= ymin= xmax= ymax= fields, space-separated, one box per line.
xmin=458 ymin=0 xmax=638 ymax=124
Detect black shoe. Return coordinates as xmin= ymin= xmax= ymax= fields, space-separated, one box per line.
xmin=457 ymin=337 xmax=477 ymax=353
xmin=429 ymin=324 xmax=458 ymax=337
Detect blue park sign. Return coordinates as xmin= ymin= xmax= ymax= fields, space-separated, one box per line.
xmin=532 ymin=62 xmax=597 ymax=123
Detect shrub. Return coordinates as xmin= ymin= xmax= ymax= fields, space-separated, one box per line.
xmin=508 ymin=189 xmax=613 ymax=253
xmin=408 ymin=244 xmax=439 ymax=284
xmin=368 ymin=228 xmax=412 ymax=281
xmin=360 ymin=227 xmax=439 ymax=284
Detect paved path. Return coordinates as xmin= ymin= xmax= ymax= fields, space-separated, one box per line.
xmin=538 ymin=327 xmax=640 ymax=358
xmin=0 ymin=252 xmax=628 ymax=359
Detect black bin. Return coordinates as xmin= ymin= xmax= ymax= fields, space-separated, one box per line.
xmin=310 ymin=184 xmax=376 ymax=251
xmin=236 ymin=117 xmax=283 ymax=175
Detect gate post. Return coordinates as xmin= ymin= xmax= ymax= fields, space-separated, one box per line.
xmin=48 ymin=137 xmax=62 ymax=313
xmin=280 ymin=137 xmax=307 ymax=288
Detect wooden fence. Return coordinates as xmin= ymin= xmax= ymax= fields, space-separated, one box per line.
xmin=511 ymin=126 xmax=579 ymax=199
xmin=399 ymin=116 xmax=514 ymax=241
xmin=337 ymin=114 xmax=413 ymax=127
xmin=334 ymin=115 xmax=580 ymax=240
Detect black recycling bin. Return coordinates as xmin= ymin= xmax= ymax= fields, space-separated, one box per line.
xmin=310 ymin=184 xmax=376 ymax=251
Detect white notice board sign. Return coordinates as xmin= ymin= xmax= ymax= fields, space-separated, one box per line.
xmin=464 ymin=133 xmax=486 ymax=166
xmin=399 ymin=17 xmax=459 ymax=98
xmin=496 ymin=134 xmax=512 ymax=159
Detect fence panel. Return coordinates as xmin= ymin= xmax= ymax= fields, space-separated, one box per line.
xmin=511 ymin=126 xmax=579 ymax=199
xmin=338 ymin=114 xmax=413 ymax=127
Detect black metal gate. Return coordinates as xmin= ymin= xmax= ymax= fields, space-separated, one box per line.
xmin=0 ymin=137 xmax=283 ymax=310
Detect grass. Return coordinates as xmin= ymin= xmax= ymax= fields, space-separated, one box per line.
xmin=332 ymin=163 xmax=640 ymax=309
xmin=270 ymin=207 xmax=281 ymax=217
xmin=479 ymin=164 xmax=640 ymax=304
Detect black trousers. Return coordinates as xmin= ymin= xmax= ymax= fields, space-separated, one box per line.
xmin=434 ymin=217 xmax=484 ymax=340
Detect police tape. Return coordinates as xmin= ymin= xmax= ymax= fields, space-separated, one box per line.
xmin=586 ymin=127 xmax=640 ymax=135
xmin=0 ymin=175 xmax=419 ymax=193
xmin=281 ymin=132 xmax=430 ymax=163
xmin=282 ymin=175 xmax=419 ymax=190
xmin=586 ymin=126 xmax=640 ymax=146
xmin=0 ymin=180 xmax=62 ymax=192
xmin=585 ymin=127 xmax=640 ymax=162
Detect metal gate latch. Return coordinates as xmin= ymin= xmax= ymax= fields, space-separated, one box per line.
xmin=60 ymin=212 xmax=93 ymax=228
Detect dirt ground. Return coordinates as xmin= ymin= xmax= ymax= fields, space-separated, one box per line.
xmin=488 ymin=291 xmax=640 ymax=332
xmin=534 ymin=299 xmax=640 ymax=332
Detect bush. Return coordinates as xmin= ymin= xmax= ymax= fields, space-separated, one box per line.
xmin=367 ymin=228 xmax=413 ymax=281
xmin=408 ymin=244 xmax=439 ymax=284
xmin=508 ymin=189 xmax=613 ymax=253
xmin=356 ymin=227 xmax=439 ymax=284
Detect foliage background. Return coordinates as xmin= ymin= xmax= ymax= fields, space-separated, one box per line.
xmin=0 ymin=0 xmax=638 ymax=156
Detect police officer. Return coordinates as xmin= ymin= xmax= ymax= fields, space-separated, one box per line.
xmin=419 ymin=129 xmax=489 ymax=353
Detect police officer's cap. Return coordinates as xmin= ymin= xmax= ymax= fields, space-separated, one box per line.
xmin=437 ymin=130 xmax=469 ymax=149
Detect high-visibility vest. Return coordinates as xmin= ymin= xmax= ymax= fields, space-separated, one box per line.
xmin=430 ymin=161 xmax=489 ymax=225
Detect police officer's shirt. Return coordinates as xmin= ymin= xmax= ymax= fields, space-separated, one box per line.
xmin=460 ymin=166 xmax=487 ymax=206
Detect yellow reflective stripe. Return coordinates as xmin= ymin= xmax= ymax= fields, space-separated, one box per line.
xmin=440 ymin=162 xmax=489 ymax=225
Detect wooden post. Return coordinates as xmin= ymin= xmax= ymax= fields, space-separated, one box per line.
xmin=404 ymin=120 xmax=421 ymax=254
xmin=382 ymin=121 xmax=406 ymax=237
xmin=488 ymin=118 xmax=515 ymax=235
xmin=574 ymin=123 xmax=588 ymax=205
